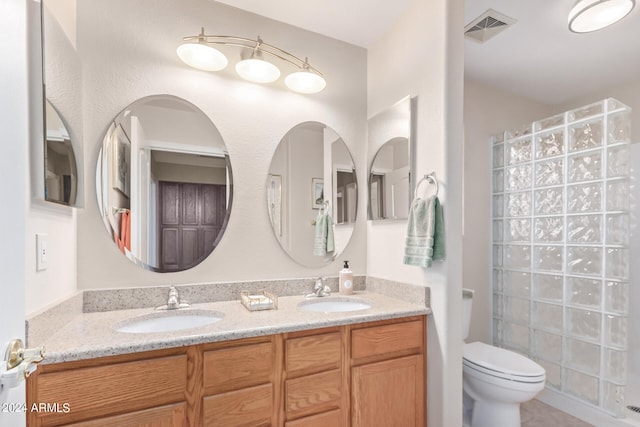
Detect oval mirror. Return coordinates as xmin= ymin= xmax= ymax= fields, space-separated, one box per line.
xmin=367 ymin=96 xmax=415 ymax=220
xmin=96 ymin=95 xmax=232 ymax=272
xmin=45 ymin=100 xmax=78 ymax=206
xmin=267 ymin=122 xmax=357 ymax=267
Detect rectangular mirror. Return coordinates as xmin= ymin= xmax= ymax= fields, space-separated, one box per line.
xmin=367 ymin=95 xmax=416 ymax=220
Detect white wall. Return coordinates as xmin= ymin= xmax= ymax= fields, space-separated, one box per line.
xmin=462 ymin=78 xmax=553 ymax=343
xmin=67 ymin=0 xmax=367 ymax=291
xmin=0 ymin=0 xmax=30 ymax=423
xmin=367 ymin=0 xmax=464 ymax=425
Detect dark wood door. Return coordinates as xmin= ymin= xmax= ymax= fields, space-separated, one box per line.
xmin=158 ymin=181 xmax=226 ymax=271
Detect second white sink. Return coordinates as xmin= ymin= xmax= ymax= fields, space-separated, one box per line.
xmin=298 ymin=297 xmax=372 ymax=313
xmin=115 ymin=309 xmax=224 ymax=334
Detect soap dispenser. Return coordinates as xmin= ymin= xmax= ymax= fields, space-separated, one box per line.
xmin=339 ymin=261 xmax=354 ymax=295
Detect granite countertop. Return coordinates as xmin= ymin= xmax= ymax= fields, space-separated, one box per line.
xmin=37 ymin=291 xmax=430 ymax=364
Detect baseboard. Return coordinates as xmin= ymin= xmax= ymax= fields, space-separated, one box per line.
xmin=537 ymin=388 xmax=639 ymax=427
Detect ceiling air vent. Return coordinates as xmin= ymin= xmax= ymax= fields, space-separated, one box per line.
xmin=465 ymin=9 xmax=516 ymax=43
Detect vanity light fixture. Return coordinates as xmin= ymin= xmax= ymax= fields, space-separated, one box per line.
xmin=178 ymin=28 xmax=326 ymax=94
xmin=568 ymin=0 xmax=635 ymax=33
xmin=235 ymin=40 xmax=281 ymax=84
xmin=284 ymin=58 xmax=327 ymax=94
xmin=176 ymin=29 xmax=228 ymax=71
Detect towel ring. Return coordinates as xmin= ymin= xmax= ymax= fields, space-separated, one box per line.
xmin=414 ymin=172 xmax=439 ymax=199
xmin=322 ymin=200 xmax=330 ymax=213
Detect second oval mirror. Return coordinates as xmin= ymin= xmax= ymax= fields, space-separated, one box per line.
xmin=97 ymin=95 xmax=232 ymax=272
xmin=267 ymin=122 xmax=357 ymax=267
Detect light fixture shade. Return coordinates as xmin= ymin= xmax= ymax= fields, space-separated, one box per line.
xmin=235 ymin=58 xmax=281 ymax=84
xmin=569 ymin=0 xmax=635 ymax=33
xmin=285 ymin=70 xmax=327 ymax=94
xmin=177 ymin=43 xmax=228 ymax=71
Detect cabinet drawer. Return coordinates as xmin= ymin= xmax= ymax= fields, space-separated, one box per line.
xmin=203 ymin=383 xmax=272 ymax=427
xmin=204 ymin=342 xmax=272 ymax=395
xmin=286 ymin=332 xmax=341 ymax=378
xmin=65 ymin=403 xmax=186 ymax=427
xmin=35 ymin=355 xmax=187 ymax=427
xmin=285 ymin=409 xmax=342 ymax=427
xmin=351 ymin=320 xmax=423 ymax=361
xmin=286 ymin=369 xmax=341 ymax=420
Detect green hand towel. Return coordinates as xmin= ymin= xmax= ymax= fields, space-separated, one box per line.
xmin=432 ymin=197 xmax=445 ymax=261
xmin=403 ymin=196 xmax=445 ymax=267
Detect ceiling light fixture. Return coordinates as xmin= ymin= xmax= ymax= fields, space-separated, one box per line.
xmin=568 ymin=0 xmax=635 ymax=33
xmin=178 ymin=29 xmax=326 ymax=94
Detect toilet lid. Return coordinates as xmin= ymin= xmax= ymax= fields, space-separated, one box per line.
xmin=463 ymin=341 xmax=545 ymax=378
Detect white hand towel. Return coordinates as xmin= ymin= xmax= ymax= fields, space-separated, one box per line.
xmin=314 ymin=211 xmax=328 ymax=256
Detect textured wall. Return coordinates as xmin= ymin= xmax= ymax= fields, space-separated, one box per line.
xmin=69 ymin=0 xmax=368 ymax=289
xmin=463 ymin=79 xmax=552 ymax=344
xmin=367 ymin=0 xmax=464 ymax=425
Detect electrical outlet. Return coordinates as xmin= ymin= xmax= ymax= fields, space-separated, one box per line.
xmin=36 ymin=234 xmax=48 ymax=271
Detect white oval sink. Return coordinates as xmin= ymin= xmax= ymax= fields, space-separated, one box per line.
xmin=298 ymin=297 xmax=372 ymax=313
xmin=115 ymin=309 xmax=224 ymax=334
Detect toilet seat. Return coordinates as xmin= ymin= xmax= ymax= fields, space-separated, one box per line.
xmin=463 ymin=342 xmax=545 ymax=383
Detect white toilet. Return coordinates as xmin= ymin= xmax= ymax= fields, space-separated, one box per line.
xmin=462 ymin=290 xmax=546 ymax=427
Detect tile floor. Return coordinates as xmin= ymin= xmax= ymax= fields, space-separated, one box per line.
xmin=521 ymin=399 xmax=593 ymax=427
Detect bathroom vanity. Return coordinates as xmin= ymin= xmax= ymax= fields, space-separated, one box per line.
xmin=26 ymin=289 xmax=428 ymax=426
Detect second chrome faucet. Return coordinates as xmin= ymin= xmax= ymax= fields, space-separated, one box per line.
xmin=306 ymin=277 xmax=331 ymax=298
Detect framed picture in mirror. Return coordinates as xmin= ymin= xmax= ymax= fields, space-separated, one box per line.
xmin=112 ymin=126 xmax=130 ymax=198
xmin=267 ymin=174 xmax=282 ymax=236
xmin=312 ymin=177 xmax=324 ymax=209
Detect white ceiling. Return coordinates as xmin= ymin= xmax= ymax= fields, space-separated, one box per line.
xmin=214 ymin=0 xmax=412 ymax=48
xmin=215 ymin=0 xmax=640 ymax=105
xmin=465 ymin=0 xmax=640 ymax=105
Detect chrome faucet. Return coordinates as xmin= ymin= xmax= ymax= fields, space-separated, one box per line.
xmin=156 ymin=286 xmax=191 ymax=310
xmin=306 ymin=277 xmax=331 ymax=298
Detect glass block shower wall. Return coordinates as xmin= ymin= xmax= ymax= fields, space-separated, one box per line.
xmin=491 ymin=99 xmax=632 ymax=416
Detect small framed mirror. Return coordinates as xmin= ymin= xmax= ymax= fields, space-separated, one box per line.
xmin=367 ymin=96 xmax=416 ymax=220
xmin=45 ymin=100 xmax=78 ymax=206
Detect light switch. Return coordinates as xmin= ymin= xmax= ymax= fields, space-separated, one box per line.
xmin=36 ymin=233 xmax=48 ymax=271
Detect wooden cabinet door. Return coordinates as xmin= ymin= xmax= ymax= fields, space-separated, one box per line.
xmin=351 ymin=355 xmax=424 ymax=427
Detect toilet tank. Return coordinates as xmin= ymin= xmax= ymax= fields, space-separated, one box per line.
xmin=462 ymin=289 xmax=474 ymax=341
